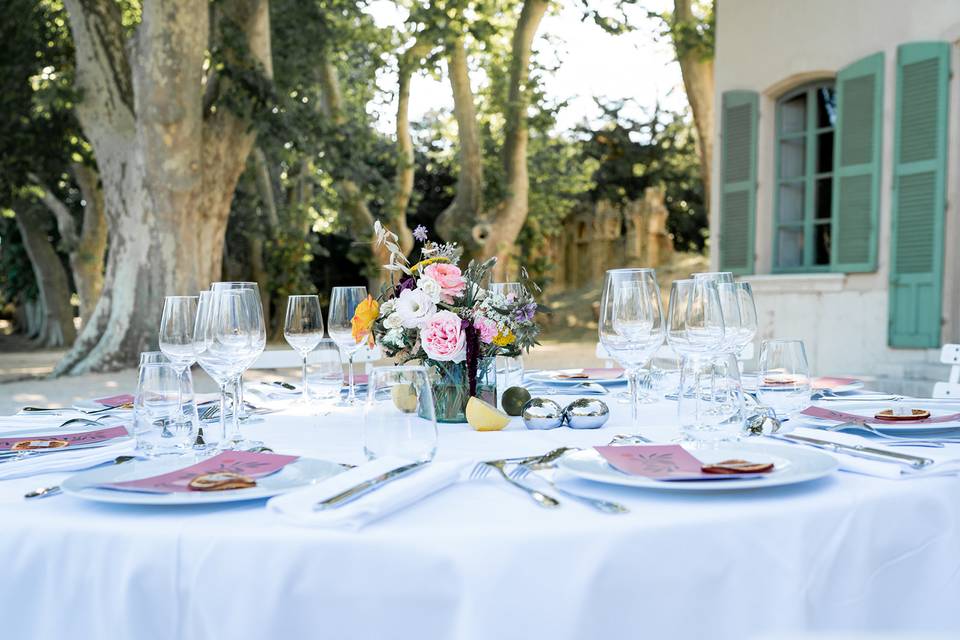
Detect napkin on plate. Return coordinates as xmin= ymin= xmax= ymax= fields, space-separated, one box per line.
xmin=0 ymin=439 xmax=136 ymax=481
xmin=786 ymin=426 xmax=960 ymax=480
xmin=268 ymin=456 xmax=475 ymax=530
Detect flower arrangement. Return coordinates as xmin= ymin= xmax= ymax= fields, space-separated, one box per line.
xmin=351 ymin=222 xmax=539 ymax=419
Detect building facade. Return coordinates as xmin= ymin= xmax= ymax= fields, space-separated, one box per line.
xmin=711 ymin=0 xmax=960 ymax=383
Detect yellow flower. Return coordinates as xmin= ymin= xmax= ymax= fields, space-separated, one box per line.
xmin=351 ymin=295 xmax=380 ymax=347
xmin=492 ymin=328 xmax=516 ymax=347
xmin=410 ymin=256 xmax=451 ymax=273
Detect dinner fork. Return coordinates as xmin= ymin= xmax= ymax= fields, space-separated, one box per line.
xmin=468 ymin=461 xmax=560 ymax=508
xmin=508 ymin=465 xmax=628 ymax=514
xmin=819 ymin=421 xmax=950 ymax=448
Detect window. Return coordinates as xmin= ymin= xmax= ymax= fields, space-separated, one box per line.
xmin=774 ymin=82 xmax=837 ymax=271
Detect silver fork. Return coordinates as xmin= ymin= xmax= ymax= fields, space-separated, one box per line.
xmin=509 ymin=465 xmax=628 ymax=514
xmin=468 ymin=461 xmax=560 ymax=508
xmin=820 ymin=421 xmax=949 ymax=447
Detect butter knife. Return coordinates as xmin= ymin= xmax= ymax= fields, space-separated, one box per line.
xmin=777 ymin=434 xmax=934 ymax=469
xmin=313 ymin=461 xmax=428 ymax=511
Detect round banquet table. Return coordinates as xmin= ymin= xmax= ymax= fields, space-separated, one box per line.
xmin=2 ymin=396 xmax=960 ymax=640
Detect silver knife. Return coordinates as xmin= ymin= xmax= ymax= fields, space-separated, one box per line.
xmin=313 ymin=461 xmax=428 ymax=511
xmin=776 ymin=434 xmax=934 ymax=469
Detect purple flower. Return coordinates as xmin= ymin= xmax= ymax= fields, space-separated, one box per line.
xmin=413 ymin=225 xmax=429 ymax=242
xmin=397 ymin=276 xmax=416 ymax=293
xmin=515 ymin=302 xmax=537 ymax=323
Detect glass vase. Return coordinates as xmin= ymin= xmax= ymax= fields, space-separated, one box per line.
xmin=421 ymin=357 xmax=497 ymax=423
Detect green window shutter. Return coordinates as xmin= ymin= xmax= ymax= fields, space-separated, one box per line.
xmin=831 ymin=53 xmax=884 ymax=272
xmin=719 ymin=90 xmax=758 ymax=274
xmin=888 ymin=42 xmax=950 ymax=348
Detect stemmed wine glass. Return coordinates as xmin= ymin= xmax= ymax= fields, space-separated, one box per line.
xmin=732 ymin=282 xmax=758 ymax=362
xmin=211 ymin=282 xmax=266 ymax=421
xmin=491 ymin=282 xmax=526 ymax=386
xmin=328 ymin=285 xmax=368 ymax=406
xmin=194 ymin=288 xmax=262 ymax=450
xmin=284 ymin=295 xmax=325 ymax=405
xmin=598 ymin=268 xmax=665 ymax=427
xmin=159 ymin=296 xmax=199 ymax=429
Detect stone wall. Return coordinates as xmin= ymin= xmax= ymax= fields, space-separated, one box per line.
xmin=544 ymin=186 xmax=673 ymax=292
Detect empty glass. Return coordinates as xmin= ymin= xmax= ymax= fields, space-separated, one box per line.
xmin=306 ymin=339 xmax=343 ymax=401
xmin=211 ymin=282 xmax=266 ymax=421
xmin=284 ymin=295 xmax=325 ymax=405
xmin=758 ymin=339 xmax=811 ymax=423
xmin=678 ymin=353 xmax=745 ymax=445
xmin=159 ymin=295 xmax=199 ymax=426
xmin=328 ymin=285 xmax=368 ymax=406
xmin=133 ymin=362 xmax=188 ymax=457
xmin=733 ymin=282 xmax=759 ymax=360
xmin=598 ymin=268 xmax=665 ymax=425
xmin=363 ymin=366 xmax=437 ymax=463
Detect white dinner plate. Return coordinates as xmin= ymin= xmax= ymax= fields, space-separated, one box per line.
xmin=61 ymin=456 xmax=346 ymax=505
xmin=803 ymin=401 xmax=960 ymax=434
xmin=556 ymin=442 xmax=837 ymax=491
xmin=527 ymin=369 xmax=627 ymax=386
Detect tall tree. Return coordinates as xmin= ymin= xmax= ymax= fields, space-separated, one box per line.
xmin=55 ymin=0 xmax=273 ymax=374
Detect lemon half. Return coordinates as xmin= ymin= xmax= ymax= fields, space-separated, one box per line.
xmin=465 ymin=397 xmax=510 ymax=431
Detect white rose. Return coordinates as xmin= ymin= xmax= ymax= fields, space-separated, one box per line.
xmin=416 ymin=276 xmax=443 ymax=303
xmin=383 ymin=312 xmax=403 ymax=330
xmin=380 ymin=299 xmax=396 ymax=316
xmin=395 ymin=288 xmax=437 ymax=329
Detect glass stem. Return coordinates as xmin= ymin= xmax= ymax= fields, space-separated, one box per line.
xmin=237 ymin=376 xmax=246 ymax=420
xmin=218 ymin=382 xmax=229 ymax=443
xmin=694 ymin=362 xmax=702 ymax=428
xmin=627 ymin=367 xmax=640 ymax=426
xmin=174 ymin=365 xmax=185 ymax=427
xmin=229 ymin=378 xmax=242 ymax=443
xmin=347 ymin=354 xmax=356 ymax=403
xmin=302 ymin=354 xmax=310 ymax=404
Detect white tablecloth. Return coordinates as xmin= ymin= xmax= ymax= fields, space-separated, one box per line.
xmin=2 ymin=398 xmax=960 ymax=640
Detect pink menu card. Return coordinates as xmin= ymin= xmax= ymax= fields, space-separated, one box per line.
xmin=0 ymin=425 xmax=130 ymax=452
xmin=595 ymin=445 xmax=771 ymax=481
xmin=812 ymin=376 xmax=860 ymax=390
xmin=100 ymin=451 xmax=299 ymax=493
xmin=802 ymin=406 xmax=960 ymax=425
xmin=94 ymin=394 xmax=135 ymax=408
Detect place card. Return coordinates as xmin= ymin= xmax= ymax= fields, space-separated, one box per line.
xmin=802 ymin=406 xmax=960 ymax=425
xmin=595 ymin=445 xmax=771 ymax=481
xmin=94 ymin=394 xmax=135 ymax=408
xmin=554 ymin=368 xmax=624 ymax=380
xmin=0 ymin=425 xmax=130 ymax=452
xmin=100 ymin=451 xmax=299 ymax=493
xmin=812 ymin=376 xmax=859 ymax=390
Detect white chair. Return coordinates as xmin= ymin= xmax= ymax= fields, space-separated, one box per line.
xmin=932 ymin=344 xmax=960 ymax=398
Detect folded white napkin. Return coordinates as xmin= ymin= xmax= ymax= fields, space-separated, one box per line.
xmin=0 ymin=439 xmax=137 ymax=481
xmin=788 ymin=426 xmax=960 ymax=479
xmin=268 ymin=456 xmax=475 ymax=531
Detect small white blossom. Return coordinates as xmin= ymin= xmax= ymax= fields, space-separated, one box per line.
xmin=383 ymin=328 xmax=405 ymax=348
xmin=380 ymin=299 xmax=396 ymax=316
xmin=383 ymin=312 xmax=403 ymax=330
xmin=416 ymin=276 xmax=443 ymax=303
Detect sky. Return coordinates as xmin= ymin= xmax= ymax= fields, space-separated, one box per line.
xmin=365 ymin=0 xmax=686 ymax=134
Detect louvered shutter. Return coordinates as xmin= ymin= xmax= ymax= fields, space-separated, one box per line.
xmin=719 ymin=91 xmax=758 ymax=274
xmin=831 ymin=53 xmax=883 ymax=272
xmin=888 ymin=42 xmax=950 ymax=348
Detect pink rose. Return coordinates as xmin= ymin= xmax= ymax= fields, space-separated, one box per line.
xmin=474 ymin=316 xmax=498 ymax=344
xmin=422 ymin=263 xmax=466 ymax=303
xmin=420 ymin=310 xmax=467 ymax=362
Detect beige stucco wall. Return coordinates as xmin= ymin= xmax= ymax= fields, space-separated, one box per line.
xmin=711 ymin=0 xmax=960 ymax=375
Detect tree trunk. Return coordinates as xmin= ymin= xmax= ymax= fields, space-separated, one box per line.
xmin=672 ymin=0 xmax=715 ymax=218
xmin=56 ymin=0 xmax=271 ymax=374
xmin=70 ymin=163 xmax=108 ymax=326
xmin=434 ymin=36 xmax=485 ymax=257
xmin=481 ymin=0 xmax=548 ymax=279
xmin=391 ymin=41 xmax=429 ymax=257
xmin=14 ymin=206 xmax=77 ymax=347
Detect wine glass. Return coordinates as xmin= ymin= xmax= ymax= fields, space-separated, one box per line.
xmin=490 ymin=282 xmax=525 ymax=301
xmin=598 ymin=268 xmax=665 ymax=427
xmin=211 ymin=282 xmax=266 ymax=420
xmin=284 ymin=295 xmax=325 ymax=405
xmin=678 ymin=352 xmax=745 ymax=445
xmin=159 ymin=295 xmax=199 ymax=427
xmin=363 ymin=365 xmax=437 ymax=463
xmin=195 ymin=289 xmax=260 ymax=449
xmin=685 ymin=278 xmax=726 ymax=353
xmin=328 ymin=285 xmax=369 ymax=406
xmin=734 ymin=282 xmax=758 ymax=359
xmin=758 ymin=339 xmax=811 ymax=425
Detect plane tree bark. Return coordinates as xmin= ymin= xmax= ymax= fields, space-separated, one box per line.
xmin=56 ymin=0 xmax=273 ymax=374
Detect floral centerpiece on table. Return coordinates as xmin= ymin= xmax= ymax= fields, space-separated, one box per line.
xmin=351 ymin=222 xmax=539 ymax=422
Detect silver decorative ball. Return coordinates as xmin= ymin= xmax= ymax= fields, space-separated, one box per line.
xmin=521 ymin=398 xmax=564 ymax=430
xmin=563 ymin=398 xmax=610 ymax=429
